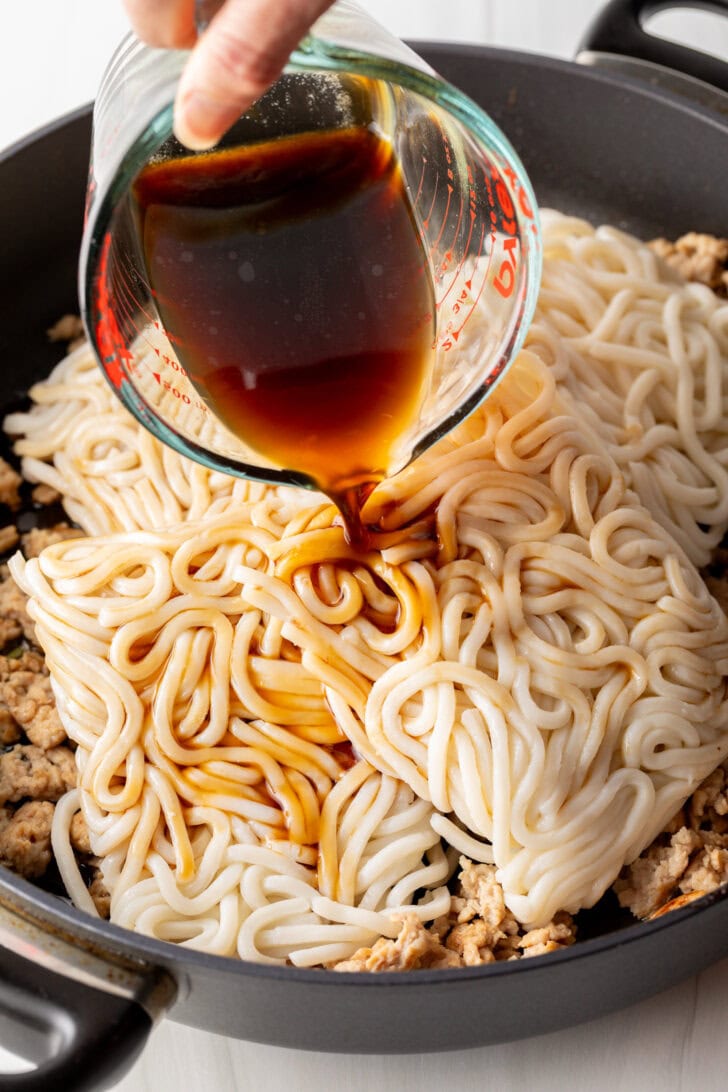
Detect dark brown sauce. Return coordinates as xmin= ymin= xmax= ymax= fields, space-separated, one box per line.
xmin=133 ymin=127 xmax=435 ymax=543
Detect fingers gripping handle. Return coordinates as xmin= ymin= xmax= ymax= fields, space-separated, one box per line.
xmin=0 ymin=900 xmax=175 ymax=1091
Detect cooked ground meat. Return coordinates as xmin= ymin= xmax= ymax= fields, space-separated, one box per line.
xmin=0 ymin=744 xmax=76 ymax=806
xmin=334 ymin=859 xmax=576 ymax=972
xmin=688 ymin=765 xmax=728 ymax=831
xmin=0 ymin=672 xmax=66 ymax=750
xmin=70 ymin=810 xmax=91 ymax=855
xmin=0 ymin=799 xmax=54 ymax=878
xmin=520 ymin=916 xmax=576 ymax=958
xmin=615 ymin=829 xmax=707 ymax=919
xmin=0 ymin=650 xmax=46 ymax=678
xmin=88 ymin=870 xmax=111 ymax=918
xmin=615 ymin=760 xmax=728 ymax=919
xmin=0 ymin=708 xmax=20 ymax=747
xmin=0 ymin=528 xmax=84 ymax=654
xmin=47 ymin=315 xmax=85 ymax=345
xmin=334 ymin=914 xmax=461 ymax=972
xmin=0 ymin=458 xmax=22 ymax=512
xmin=651 ymin=233 xmax=728 ymax=296
xmin=0 ymin=495 xmax=96 ymax=901
xmin=0 ymin=617 xmax=22 ymax=649
xmin=436 ymin=858 xmax=522 ymax=965
xmin=21 ymin=524 xmax=83 ymax=559
xmin=0 ymin=574 xmax=35 ymax=645
xmin=0 ymin=651 xmax=52 ymax=750
xmin=30 ymin=483 xmax=61 ymax=507
xmin=0 ymin=526 xmax=19 ymax=554
xmin=0 ymin=703 xmax=20 ymax=746
xmin=680 ymin=836 xmax=728 ymax=897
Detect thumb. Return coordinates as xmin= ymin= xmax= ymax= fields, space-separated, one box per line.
xmin=174 ymin=0 xmax=336 ymax=150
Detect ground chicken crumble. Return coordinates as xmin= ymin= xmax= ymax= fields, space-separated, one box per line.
xmin=0 ymin=470 xmax=109 ymax=916
xmin=614 ymin=762 xmax=728 ymax=920
xmin=650 ymin=233 xmax=728 ymax=297
xmin=333 ymin=860 xmax=576 ymax=971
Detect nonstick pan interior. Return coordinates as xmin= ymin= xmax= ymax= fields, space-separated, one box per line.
xmin=428 ymin=44 xmax=727 ymax=239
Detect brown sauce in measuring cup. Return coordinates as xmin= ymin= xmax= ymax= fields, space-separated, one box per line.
xmin=133 ymin=127 xmax=436 ymax=546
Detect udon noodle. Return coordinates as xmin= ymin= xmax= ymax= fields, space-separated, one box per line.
xmin=6 ymin=212 xmax=728 ymax=964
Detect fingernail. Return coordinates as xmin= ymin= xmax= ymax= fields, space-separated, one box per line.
xmin=174 ymin=91 xmax=235 ymax=151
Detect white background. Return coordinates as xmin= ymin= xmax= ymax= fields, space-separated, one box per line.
xmin=1 ymin=2 xmax=728 ymax=1090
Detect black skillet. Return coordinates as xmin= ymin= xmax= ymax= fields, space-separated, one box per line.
xmin=0 ymin=2 xmax=727 ymax=1088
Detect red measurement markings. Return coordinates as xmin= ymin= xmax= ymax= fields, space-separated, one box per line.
xmin=482 ymin=164 xmax=498 ymax=248
xmin=437 ymin=161 xmax=498 ymax=350
xmin=410 ymin=156 xmax=428 ymax=212
xmin=119 ymin=264 xmax=160 ymax=330
xmin=109 ymin=256 xmax=155 ymax=334
xmin=94 ymin=233 xmax=134 ymax=389
xmin=437 ymin=213 xmax=488 ymax=352
xmin=428 ymin=127 xmax=456 ymax=258
xmin=112 ymin=261 xmax=190 ymax=398
xmin=421 ymin=169 xmax=439 ymax=233
xmin=110 ymin=252 xmax=185 ymax=353
xmin=108 ymin=294 xmax=153 ymax=380
xmin=429 ymin=184 xmax=454 ymax=260
xmin=154 ymin=353 xmax=188 ymax=377
xmin=491 ymin=167 xmax=519 ymax=300
xmin=510 ymin=166 xmax=535 ymax=221
xmin=142 ymin=321 xmax=199 ymax=405
xmin=434 ymin=161 xmax=478 ymax=311
xmin=150 ymin=370 xmax=207 ymax=412
xmin=113 ymin=261 xmax=169 ymax=344
xmin=93 ymin=234 xmax=206 ymax=416
xmin=111 ymin=274 xmax=152 ymax=366
xmin=490 ymin=165 xmax=535 ymax=301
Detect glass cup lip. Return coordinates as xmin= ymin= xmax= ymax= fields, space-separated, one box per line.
xmin=81 ymin=30 xmax=543 ymax=492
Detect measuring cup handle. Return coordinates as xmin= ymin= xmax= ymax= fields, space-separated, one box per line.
xmin=579 ymin=0 xmax=728 ymax=93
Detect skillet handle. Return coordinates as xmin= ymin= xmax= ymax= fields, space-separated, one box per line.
xmin=580 ymin=0 xmax=728 ymax=92
xmin=0 ymin=899 xmax=175 ymax=1091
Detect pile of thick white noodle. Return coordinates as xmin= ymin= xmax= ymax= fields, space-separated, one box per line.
xmin=7 ymin=211 xmax=728 ymax=966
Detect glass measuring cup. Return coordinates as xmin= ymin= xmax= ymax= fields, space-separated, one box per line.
xmin=80 ymin=0 xmax=542 ymax=503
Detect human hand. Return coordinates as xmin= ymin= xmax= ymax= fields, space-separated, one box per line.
xmin=123 ymin=0 xmax=338 ymax=150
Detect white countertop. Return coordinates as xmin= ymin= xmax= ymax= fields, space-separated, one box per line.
xmin=2 ymin=2 xmax=728 ymax=1089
